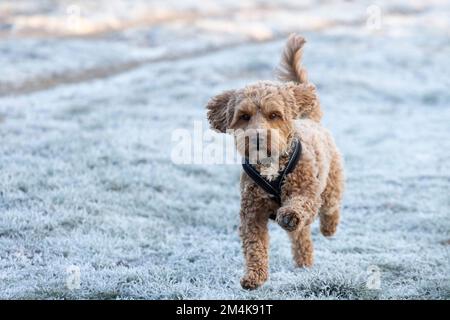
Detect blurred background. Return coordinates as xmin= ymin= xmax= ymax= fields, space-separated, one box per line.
xmin=0 ymin=1 xmax=449 ymax=299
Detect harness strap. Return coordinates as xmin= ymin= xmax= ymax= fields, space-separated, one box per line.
xmin=242 ymin=138 xmax=302 ymax=219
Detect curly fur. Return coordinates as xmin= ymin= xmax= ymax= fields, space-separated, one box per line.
xmin=276 ymin=34 xmax=308 ymax=83
xmin=206 ymin=34 xmax=344 ymax=290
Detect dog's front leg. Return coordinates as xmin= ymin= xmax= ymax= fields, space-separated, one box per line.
xmin=277 ymin=195 xmax=321 ymax=268
xmin=276 ymin=154 xmax=322 ymax=232
xmin=276 ymin=196 xmax=320 ymax=232
xmin=239 ymin=206 xmax=270 ymax=290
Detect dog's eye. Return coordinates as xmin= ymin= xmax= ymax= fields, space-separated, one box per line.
xmin=269 ymin=112 xmax=280 ymax=120
xmin=240 ymin=114 xmax=251 ymax=121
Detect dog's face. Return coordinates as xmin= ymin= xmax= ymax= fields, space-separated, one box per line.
xmin=229 ymin=84 xmax=294 ymax=161
xmin=206 ymin=81 xmax=321 ymax=162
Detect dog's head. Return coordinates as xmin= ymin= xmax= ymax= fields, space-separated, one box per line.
xmin=206 ymin=35 xmax=322 ymax=162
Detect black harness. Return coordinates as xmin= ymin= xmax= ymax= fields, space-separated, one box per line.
xmin=242 ymin=138 xmax=302 ymax=219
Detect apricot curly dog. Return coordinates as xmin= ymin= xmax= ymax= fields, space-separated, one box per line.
xmin=206 ymin=34 xmax=344 ymax=290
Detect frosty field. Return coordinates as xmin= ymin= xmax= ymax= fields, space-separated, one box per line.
xmin=0 ymin=0 xmax=449 ymax=299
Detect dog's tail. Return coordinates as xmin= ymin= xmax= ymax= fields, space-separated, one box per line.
xmin=276 ymin=34 xmax=308 ymax=84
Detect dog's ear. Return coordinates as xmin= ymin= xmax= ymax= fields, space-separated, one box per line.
xmin=291 ymin=83 xmax=322 ymax=122
xmin=206 ymin=90 xmax=236 ymax=133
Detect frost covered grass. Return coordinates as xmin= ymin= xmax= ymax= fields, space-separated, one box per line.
xmin=0 ymin=0 xmax=449 ymax=299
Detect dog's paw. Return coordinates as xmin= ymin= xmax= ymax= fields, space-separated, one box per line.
xmin=240 ymin=272 xmax=267 ymax=290
xmin=276 ymin=206 xmax=302 ymax=232
xmin=320 ymin=219 xmax=338 ymax=237
xmin=295 ymin=257 xmax=314 ymax=268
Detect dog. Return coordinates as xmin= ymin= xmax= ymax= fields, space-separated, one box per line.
xmin=206 ymin=34 xmax=344 ymax=290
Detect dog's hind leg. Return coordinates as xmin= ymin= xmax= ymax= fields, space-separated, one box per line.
xmin=289 ymin=225 xmax=313 ymax=267
xmin=319 ymin=153 xmax=344 ymax=237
